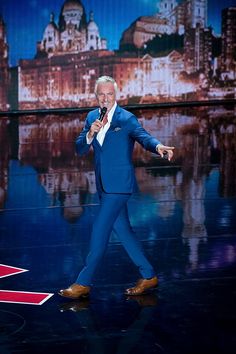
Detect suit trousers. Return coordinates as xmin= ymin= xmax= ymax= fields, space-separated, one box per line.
xmin=76 ymin=192 xmax=155 ymax=286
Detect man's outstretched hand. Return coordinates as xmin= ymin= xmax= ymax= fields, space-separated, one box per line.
xmin=156 ymin=144 xmax=175 ymax=161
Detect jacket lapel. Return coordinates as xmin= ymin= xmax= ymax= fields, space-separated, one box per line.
xmin=100 ymin=105 xmax=120 ymax=147
xmin=108 ymin=105 xmax=121 ymax=131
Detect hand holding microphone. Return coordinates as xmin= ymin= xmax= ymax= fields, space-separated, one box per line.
xmin=88 ymin=107 xmax=107 ymax=140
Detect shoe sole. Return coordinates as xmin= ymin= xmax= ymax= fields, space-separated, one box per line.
xmin=124 ymin=286 xmax=158 ymax=296
xmin=58 ymin=291 xmax=90 ymax=299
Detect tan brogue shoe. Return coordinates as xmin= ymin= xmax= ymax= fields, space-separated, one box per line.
xmin=125 ymin=276 xmax=158 ymax=296
xmin=58 ymin=283 xmax=90 ymax=299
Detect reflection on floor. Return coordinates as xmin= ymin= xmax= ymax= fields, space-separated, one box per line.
xmin=0 ymin=106 xmax=236 ymax=353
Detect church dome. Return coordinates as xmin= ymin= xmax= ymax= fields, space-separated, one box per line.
xmin=62 ymin=0 xmax=83 ymax=12
xmin=87 ymin=11 xmax=98 ymax=31
xmin=44 ymin=13 xmax=58 ymax=33
xmin=87 ymin=21 xmax=98 ymax=31
xmin=44 ymin=22 xmax=58 ymax=35
xmin=59 ymin=0 xmax=86 ymax=31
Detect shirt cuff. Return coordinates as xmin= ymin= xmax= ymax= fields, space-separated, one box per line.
xmin=156 ymin=143 xmax=164 ymax=154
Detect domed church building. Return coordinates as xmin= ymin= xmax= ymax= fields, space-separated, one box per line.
xmin=36 ymin=0 xmax=107 ymax=57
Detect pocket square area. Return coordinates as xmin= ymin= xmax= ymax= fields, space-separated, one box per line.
xmin=114 ymin=127 xmax=121 ymax=132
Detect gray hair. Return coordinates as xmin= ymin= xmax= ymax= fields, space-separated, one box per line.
xmin=94 ymin=76 xmax=118 ymax=94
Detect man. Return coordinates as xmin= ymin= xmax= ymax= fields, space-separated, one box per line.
xmin=59 ymin=76 xmax=174 ymax=299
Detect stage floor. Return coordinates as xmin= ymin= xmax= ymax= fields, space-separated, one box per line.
xmin=0 ymin=106 xmax=236 ymax=353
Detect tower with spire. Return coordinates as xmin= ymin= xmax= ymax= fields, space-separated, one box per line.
xmin=38 ymin=13 xmax=59 ymax=56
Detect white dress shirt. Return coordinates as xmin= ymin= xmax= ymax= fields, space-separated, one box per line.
xmin=86 ymin=102 xmax=117 ymax=146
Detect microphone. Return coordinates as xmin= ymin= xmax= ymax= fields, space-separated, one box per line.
xmin=99 ymin=107 xmax=107 ymax=122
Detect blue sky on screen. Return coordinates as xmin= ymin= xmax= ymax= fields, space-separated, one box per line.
xmin=0 ymin=0 xmax=235 ymax=66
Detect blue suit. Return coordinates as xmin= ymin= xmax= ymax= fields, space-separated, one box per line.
xmin=75 ymin=105 xmax=161 ymax=285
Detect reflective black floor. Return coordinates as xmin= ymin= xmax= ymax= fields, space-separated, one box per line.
xmin=0 ymin=105 xmax=236 ymax=353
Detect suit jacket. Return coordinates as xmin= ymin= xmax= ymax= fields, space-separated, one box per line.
xmin=76 ymin=105 xmax=161 ymax=194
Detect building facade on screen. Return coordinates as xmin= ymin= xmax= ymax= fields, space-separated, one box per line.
xmin=0 ymin=15 xmax=9 ymax=111
xmin=120 ymin=0 xmax=207 ymax=47
xmin=221 ymin=7 xmax=236 ymax=77
xmin=15 ymin=0 xmax=236 ymax=109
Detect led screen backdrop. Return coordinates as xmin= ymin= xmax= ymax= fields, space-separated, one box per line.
xmin=0 ymin=0 xmax=235 ymax=111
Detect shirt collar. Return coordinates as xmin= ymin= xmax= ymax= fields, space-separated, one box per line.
xmin=106 ymin=102 xmax=117 ymax=123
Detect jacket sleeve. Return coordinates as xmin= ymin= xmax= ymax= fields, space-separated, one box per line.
xmin=75 ymin=115 xmax=93 ymax=156
xmin=128 ymin=115 xmax=161 ymax=154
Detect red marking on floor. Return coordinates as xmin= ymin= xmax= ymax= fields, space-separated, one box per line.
xmin=0 ymin=264 xmax=28 ymax=278
xmin=0 ymin=290 xmax=54 ymax=305
xmin=0 ymin=264 xmax=54 ymax=304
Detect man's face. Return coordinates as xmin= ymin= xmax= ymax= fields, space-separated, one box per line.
xmin=96 ymin=82 xmax=116 ymax=112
